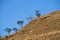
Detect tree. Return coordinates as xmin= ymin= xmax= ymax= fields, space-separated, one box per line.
xmin=0 ymin=36 xmax=1 ymax=38
xmin=4 ymin=28 xmax=12 ymax=35
xmin=13 ymin=27 xmax=18 ymax=32
xmin=4 ymin=28 xmax=12 ymax=40
xmin=17 ymin=21 xmax=24 ymax=28
xmin=26 ymin=16 xmax=33 ymax=21
xmin=36 ymin=10 xmax=41 ymax=17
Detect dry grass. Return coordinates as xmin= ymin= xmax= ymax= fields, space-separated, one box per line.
xmin=0 ymin=10 xmax=60 ymax=40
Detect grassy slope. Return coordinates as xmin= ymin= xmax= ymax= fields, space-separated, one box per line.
xmin=0 ymin=10 xmax=60 ymax=40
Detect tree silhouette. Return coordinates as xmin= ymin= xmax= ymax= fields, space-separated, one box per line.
xmin=13 ymin=27 xmax=18 ymax=32
xmin=36 ymin=10 xmax=41 ymax=17
xmin=17 ymin=21 xmax=24 ymax=28
xmin=26 ymin=16 xmax=33 ymax=21
xmin=0 ymin=36 xmax=1 ymax=38
xmin=4 ymin=28 xmax=12 ymax=35
xmin=4 ymin=28 xmax=12 ymax=40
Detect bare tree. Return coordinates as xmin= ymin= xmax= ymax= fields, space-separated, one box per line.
xmin=17 ymin=21 xmax=24 ymax=28
xmin=36 ymin=10 xmax=41 ymax=17
xmin=13 ymin=27 xmax=18 ymax=32
xmin=26 ymin=16 xmax=33 ymax=21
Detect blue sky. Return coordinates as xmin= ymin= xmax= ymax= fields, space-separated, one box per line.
xmin=0 ymin=0 xmax=60 ymax=36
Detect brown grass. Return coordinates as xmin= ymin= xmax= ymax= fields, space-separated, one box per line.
xmin=0 ymin=10 xmax=60 ymax=40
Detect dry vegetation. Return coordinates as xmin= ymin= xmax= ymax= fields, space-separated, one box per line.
xmin=0 ymin=10 xmax=60 ymax=40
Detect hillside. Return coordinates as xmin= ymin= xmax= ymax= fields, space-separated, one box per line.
xmin=0 ymin=10 xmax=60 ymax=40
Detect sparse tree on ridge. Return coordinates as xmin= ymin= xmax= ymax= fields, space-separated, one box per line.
xmin=36 ymin=10 xmax=41 ymax=17
xmin=17 ymin=21 xmax=24 ymax=28
xmin=26 ymin=16 xmax=33 ymax=21
xmin=4 ymin=28 xmax=12 ymax=40
xmin=0 ymin=36 xmax=1 ymax=38
xmin=13 ymin=27 xmax=18 ymax=32
xmin=4 ymin=28 xmax=12 ymax=35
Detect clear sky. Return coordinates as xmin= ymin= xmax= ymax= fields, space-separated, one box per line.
xmin=0 ymin=0 xmax=60 ymax=36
